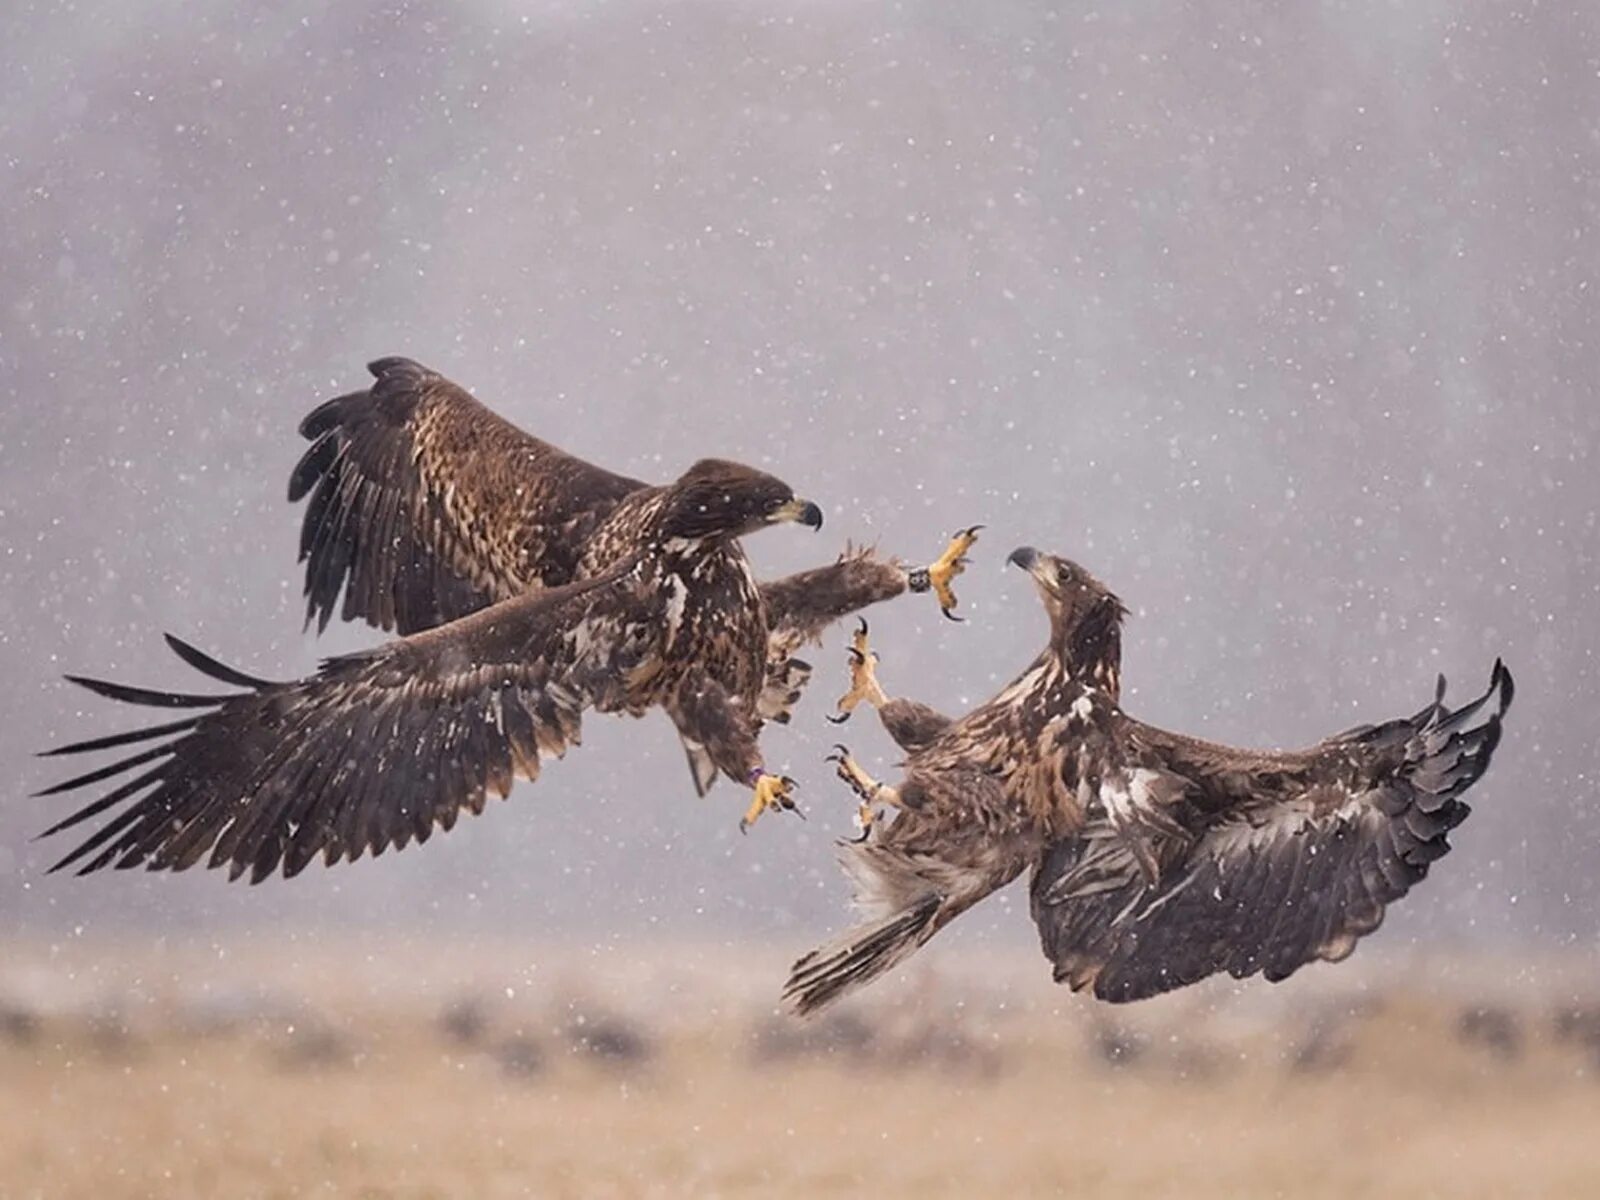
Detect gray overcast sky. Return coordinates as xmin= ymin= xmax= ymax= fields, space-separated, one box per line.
xmin=2 ymin=1 xmax=1595 ymax=955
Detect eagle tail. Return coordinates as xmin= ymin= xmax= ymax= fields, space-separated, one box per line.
xmin=781 ymin=893 xmax=941 ymax=1017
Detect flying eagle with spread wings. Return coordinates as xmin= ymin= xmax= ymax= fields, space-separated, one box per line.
xmin=785 ymin=547 xmax=1513 ymax=1014
xmin=34 ymin=358 xmax=979 ymax=882
xmin=283 ymin=359 xmax=976 ymax=786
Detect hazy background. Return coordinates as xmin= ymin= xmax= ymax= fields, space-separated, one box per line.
xmin=2 ymin=0 xmax=1596 ymax=968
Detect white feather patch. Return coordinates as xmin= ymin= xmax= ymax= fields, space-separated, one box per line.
xmin=662 ymin=576 xmax=688 ymax=641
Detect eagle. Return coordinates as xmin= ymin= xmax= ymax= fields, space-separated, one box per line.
xmin=785 ymin=547 xmax=1513 ymax=1014
xmin=283 ymin=358 xmax=978 ymax=789
xmin=34 ymin=358 xmax=979 ymax=882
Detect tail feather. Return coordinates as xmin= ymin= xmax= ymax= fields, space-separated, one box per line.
xmin=782 ymin=894 xmax=941 ymax=1017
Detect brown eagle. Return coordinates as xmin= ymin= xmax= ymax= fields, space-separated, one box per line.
xmin=786 ymin=547 xmax=1513 ymax=1014
xmin=286 ymin=359 xmax=977 ymax=787
xmin=35 ymin=359 xmax=978 ymax=882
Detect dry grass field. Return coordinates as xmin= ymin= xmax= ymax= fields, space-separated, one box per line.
xmin=2 ymin=936 xmax=1598 ymax=1199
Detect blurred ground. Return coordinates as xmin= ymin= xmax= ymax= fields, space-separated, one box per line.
xmin=3 ymin=937 xmax=1598 ymax=1198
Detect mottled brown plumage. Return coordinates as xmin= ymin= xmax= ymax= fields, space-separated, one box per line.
xmin=290 ymin=357 xmax=646 ymax=634
xmin=288 ymin=358 xmax=959 ymax=785
xmin=37 ymin=459 xmax=828 ymax=881
xmin=786 ymin=547 xmax=1513 ymax=1014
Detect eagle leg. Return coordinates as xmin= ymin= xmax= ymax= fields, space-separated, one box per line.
xmin=739 ymin=770 xmax=801 ymax=834
xmin=825 ymin=743 xmax=902 ymax=842
xmin=906 ymin=525 xmax=983 ymax=622
xmin=827 ymin=618 xmax=889 ymax=724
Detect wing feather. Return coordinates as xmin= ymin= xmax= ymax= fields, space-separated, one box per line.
xmin=1033 ymin=662 xmax=1512 ymax=1001
xmin=36 ymin=562 xmax=659 ymax=882
xmin=290 ymin=358 xmax=646 ymax=635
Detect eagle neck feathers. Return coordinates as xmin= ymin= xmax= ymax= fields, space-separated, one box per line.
xmin=1050 ymin=597 xmax=1124 ymax=702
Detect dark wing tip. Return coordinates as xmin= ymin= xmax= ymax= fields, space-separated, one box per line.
xmin=297 ymin=390 xmax=362 ymax=440
xmin=1492 ymin=659 xmax=1515 ymax=715
xmin=162 ymin=634 xmax=272 ymax=690
xmin=367 ymin=356 xmax=426 ymax=380
xmin=36 ymin=715 xmax=199 ymax=760
xmin=63 ymin=674 xmax=229 ymax=709
xmin=287 ymin=428 xmax=339 ymax=499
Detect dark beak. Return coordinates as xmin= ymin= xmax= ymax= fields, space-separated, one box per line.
xmin=1007 ymin=546 xmax=1040 ymax=571
xmin=770 ymin=497 xmax=824 ymax=530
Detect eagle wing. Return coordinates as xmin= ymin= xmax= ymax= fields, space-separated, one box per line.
xmin=289 ymin=357 xmax=647 ymax=635
xmin=35 ymin=562 xmax=662 ymax=884
xmin=1031 ymin=661 xmax=1513 ymax=1002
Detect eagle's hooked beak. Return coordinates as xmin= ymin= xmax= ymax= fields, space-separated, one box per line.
xmin=1008 ymin=545 xmax=1056 ymax=594
xmin=769 ymin=498 xmax=824 ymax=530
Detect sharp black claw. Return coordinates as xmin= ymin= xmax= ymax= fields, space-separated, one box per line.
xmin=941 ymin=608 xmax=965 ymax=623
xmin=856 ymin=617 xmax=869 ymax=636
xmin=826 ymin=712 xmax=851 ymax=726
xmin=846 ymin=647 xmax=865 ymax=666
xmin=960 ymin=524 xmax=985 ymax=538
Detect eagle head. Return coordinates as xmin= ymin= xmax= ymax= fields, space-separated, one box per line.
xmin=1008 ymin=547 xmax=1127 ymax=690
xmin=661 ymin=458 xmax=822 ymax=541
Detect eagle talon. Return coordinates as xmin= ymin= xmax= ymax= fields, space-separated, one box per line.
xmin=830 ymin=745 xmax=880 ymax=802
xmin=850 ymin=800 xmax=876 ymax=843
xmin=830 ymin=623 xmax=888 ymax=723
xmin=740 ymin=771 xmax=799 ymax=834
xmin=922 ymin=525 xmax=983 ymax=621
xmin=831 ymin=745 xmax=897 ymax=839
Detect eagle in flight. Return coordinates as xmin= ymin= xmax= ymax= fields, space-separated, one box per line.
xmin=786 ymin=547 xmax=1512 ymax=1014
xmin=35 ymin=358 xmax=980 ymax=882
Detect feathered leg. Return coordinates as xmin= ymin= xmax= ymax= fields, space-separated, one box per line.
xmin=670 ymin=674 xmax=800 ymax=834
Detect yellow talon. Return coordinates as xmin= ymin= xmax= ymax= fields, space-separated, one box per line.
xmin=853 ymin=799 xmax=877 ymax=843
xmin=740 ymin=771 xmax=799 ymax=834
xmin=849 ymin=617 xmax=871 ymax=659
xmin=828 ymin=619 xmax=889 ymax=724
xmin=825 ymin=744 xmax=901 ymax=841
xmin=923 ymin=525 xmax=982 ymax=621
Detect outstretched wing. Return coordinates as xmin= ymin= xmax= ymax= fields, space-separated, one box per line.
xmin=1032 ymin=662 xmax=1513 ymax=1002
xmin=35 ymin=563 xmax=662 ymax=884
xmin=290 ymin=357 xmax=647 ymax=635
